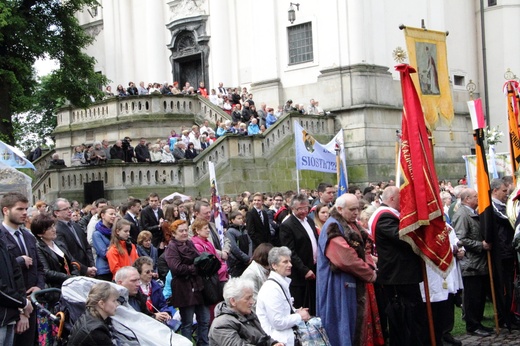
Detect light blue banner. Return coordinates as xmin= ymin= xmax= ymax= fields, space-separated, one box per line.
xmin=294 ymin=121 xmax=341 ymax=173
xmin=0 ymin=140 xmax=36 ymax=170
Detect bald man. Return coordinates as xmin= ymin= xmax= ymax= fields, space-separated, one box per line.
xmin=316 ymin=193 xmax=377 ymax=345
xmin=372 ymin=186 xmax=428 ymax=345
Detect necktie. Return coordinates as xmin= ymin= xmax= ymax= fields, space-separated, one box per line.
xmin=14 ymin=230 xmax=28 ymax=255
xmin=68 ymin=222 xmax=83 ymax=246
xmin=258 ymin=209 xmax=264 ymax=224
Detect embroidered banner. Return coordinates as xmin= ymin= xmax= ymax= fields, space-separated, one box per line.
xmin=396 ymin=64 xmax=453 ymax=277
xmin=404 ymin=26 xmax=454 ymax=129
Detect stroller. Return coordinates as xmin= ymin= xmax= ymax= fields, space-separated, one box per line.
xmin=32 ymin=276 xmax=192 ymax=346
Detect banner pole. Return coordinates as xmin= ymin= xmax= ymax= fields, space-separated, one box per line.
xmin=395 ymin=130 xmax=402 ymax=184
xmin=422 ymin=261 xmax=436 ymax=346
xmin=296 ymin=168 xmax=300 ymax=194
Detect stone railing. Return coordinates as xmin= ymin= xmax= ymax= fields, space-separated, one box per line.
xmin=56 ymin=94 xmax=231 ymax=128
xmin=33 ymin=113 xmax=335 ymax=204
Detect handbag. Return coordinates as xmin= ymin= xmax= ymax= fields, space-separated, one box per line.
xmin=267 ymin=279 xmax=331 ymax=346
xmin=195 ymin=252 xmax=223 ymax=305
xmin=200 ymin=273 xmax=222 ymax=305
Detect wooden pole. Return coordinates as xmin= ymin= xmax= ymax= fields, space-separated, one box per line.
xmin=422 ymin=260 xmax=437 ymax=346
xmin=487 ymin=251 xmax=500 ymax=335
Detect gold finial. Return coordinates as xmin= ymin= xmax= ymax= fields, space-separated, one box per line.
xmin=466 ymin=79 xmax=476 ymax=99
xmin=392 ymin=47 xmax=407 ymax=64
xmin=504 ymin=68 xmax=517 ymax=81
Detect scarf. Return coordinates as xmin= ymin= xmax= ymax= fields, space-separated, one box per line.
xmin=95 ymin=220 xmax=112 ymax=238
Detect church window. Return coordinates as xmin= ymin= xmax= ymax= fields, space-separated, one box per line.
xmin=288 ymin=22 xmax=313 ymax=65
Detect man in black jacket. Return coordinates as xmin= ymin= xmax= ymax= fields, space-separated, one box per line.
xmin=109 ymin=140 xmax=125 ymax=161
xmin=124 ymin=198 xmax=142 ymax=243
xmin=246 ymin=193 xmax=271 ymax=250
xmin=135 ymin=138 xmax=151 ymax=163
xmin=53 ymin=198 xmax=96 ymax=277
xmin=279 ymin=194 xmax=318 ymax=315
xmin=0 ymin=230 xmax=34 ymax=346
xmin=140 ymin=193 xmax=164 ymax=247
xmin=372 ymin=186 xmax=428 ymax=345
xmin=0 ymin=192 xmax=42 ymax=346
xmin=490 ymin=178 xmax=516 ymax=329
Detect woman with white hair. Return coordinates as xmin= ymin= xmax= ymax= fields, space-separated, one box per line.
xmin=256 ymin=246 xmax=311 ymax=346
xmin=209 ymin=278 xmax=283 ymax=346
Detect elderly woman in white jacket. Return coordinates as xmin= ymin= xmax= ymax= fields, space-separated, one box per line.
xmin=256 ymin=246 xmax=311 ymax=346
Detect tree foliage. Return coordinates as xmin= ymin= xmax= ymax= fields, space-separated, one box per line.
xmin=0 ymin=0 xmax=108 ymax=145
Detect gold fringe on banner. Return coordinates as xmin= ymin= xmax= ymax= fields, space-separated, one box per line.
xmin=404 ymin=27 xmax=454 ymax=129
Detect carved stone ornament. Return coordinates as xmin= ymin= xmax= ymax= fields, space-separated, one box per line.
xmin=169 ymin=0 xmax=206 ymax=21
xmin=85 ymin=22 xmax=103 ymax=38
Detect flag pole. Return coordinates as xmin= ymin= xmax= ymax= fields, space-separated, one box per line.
xmin=424 ymin=129 xmax=436 ymax=346
xmin=467 ymin=85 xmax=500 ymax=335
xmin=336 ymin=146 xmax=341 ymax=187
xmin=395 ymin=130 xmax=402 ymax=184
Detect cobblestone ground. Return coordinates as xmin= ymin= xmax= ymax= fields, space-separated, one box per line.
xmin=456 ymin=329 xmax=520 ymax=345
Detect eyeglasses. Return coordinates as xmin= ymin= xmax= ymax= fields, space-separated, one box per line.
xmin=145 ymin=270 xmax=153 ymax=274
xmin=274 ymin=199 xmax=283 ymax=202
xmin=58 ymin=207 xmax=71 ymax=212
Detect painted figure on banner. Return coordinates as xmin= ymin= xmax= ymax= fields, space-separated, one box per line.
xmin=417 ymin=43 xmax=440 ymax=95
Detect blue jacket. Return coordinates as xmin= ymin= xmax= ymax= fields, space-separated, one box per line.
xmin=141 ymin=279 xmax=169 ymax=313
xmin=247 ymin=123 xmax=260 ymax=135
xmin=266 ymin=113 xmax=277 ymax=128
xmin=92 ymin=229 xmax=111 ymax=276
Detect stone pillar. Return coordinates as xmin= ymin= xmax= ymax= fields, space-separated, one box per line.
xmin=250 ymin=0 xmax=279 ymax=84
xmin=207 ymin=0 xmax=232 ymax=88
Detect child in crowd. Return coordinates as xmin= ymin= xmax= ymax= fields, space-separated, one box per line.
xmin=106 ymin=219 xmax=139 ymax=278
xmin=226 ymin=211 xmax=253 ymax=277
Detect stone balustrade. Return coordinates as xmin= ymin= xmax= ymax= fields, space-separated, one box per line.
xmin=33 ymin=113 xmax=335 ymax=204
xmin=56 ymin=94 xmax=230 ymax=128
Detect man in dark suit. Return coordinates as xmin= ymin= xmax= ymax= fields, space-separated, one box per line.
xmin=246 ymin=192 xmax=271 ymax=250
xmin=279 ymin=194 xmax=318 ymax=315
xmin=135 ymin=137 xmax=151 ymax=162
xmin=0 ymin=230 xmax=34 ymax=346
xmin=52 ymin=198 xmax=97 ymax=277
xmin=140 ymin=193 xmax=164 ymax=247
xmin=0 ymin=192 xmax=44 ymax=346
xmin=124 ymin=198 xmax=142 ymax=243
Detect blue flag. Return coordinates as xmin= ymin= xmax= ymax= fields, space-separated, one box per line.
xmin=0 ymin=140 xmax=36 ymax=170
xmin=338 ymin=164 xmax=348 ymax=196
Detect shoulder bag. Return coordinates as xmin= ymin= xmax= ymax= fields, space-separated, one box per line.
xmin=267 ymin=279 xmax=331 ymax=346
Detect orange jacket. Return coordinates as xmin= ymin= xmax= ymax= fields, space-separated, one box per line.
xmin=107 ymin=240 xmax=139 ymax=277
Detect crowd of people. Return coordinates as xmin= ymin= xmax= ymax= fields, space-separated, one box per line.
xmin=3 ymin=175 xmax=515 ymax=346
xmin=42 ymin=81 xmax=330 ymax=170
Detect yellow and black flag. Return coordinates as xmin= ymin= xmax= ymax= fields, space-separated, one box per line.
xmin=467 ymin=99 xmax=494 ymax=242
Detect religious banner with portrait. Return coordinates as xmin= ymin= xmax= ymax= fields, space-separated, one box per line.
xmin=404 ymin=26 xmax=454 ymax=129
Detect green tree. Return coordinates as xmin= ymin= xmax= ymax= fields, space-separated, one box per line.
xmin=13 ymin=74 xmax=63 ymax=150
xmin=0 ymin=0 xmax=107 ymax=145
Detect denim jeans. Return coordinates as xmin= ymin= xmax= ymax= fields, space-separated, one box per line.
xmin=0 ymin=324 xmax=15 ymax=346
xmin=179 ymin=304 xmax=209 ymax=346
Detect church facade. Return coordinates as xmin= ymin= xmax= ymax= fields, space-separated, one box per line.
xmin=69 ymin=0 xmax=519 ymax=184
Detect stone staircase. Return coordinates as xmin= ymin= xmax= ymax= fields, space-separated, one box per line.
xmin=32 ymin=95 xmax=336 ymax=205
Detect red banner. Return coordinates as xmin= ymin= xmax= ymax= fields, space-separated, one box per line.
xmin=396 ymin=64 xmax=453 ymax=276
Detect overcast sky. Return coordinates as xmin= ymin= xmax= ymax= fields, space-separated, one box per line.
xmin=34 ymin=58 xmax=59 ymax=77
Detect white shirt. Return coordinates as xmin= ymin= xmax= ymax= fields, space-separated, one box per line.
xmin=296 ymin=216 xmax=317 ymax=264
